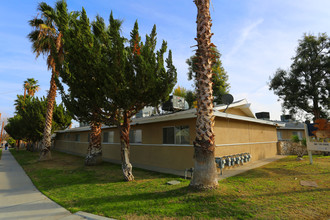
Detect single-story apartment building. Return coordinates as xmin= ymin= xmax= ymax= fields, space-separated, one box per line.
xmin=274 ymin=121 xmax=306 ymax=155
xmin=276 ymin=121 xmax=305 ymax=141
xmin=54 ymin=99 xmax=282 ymax=176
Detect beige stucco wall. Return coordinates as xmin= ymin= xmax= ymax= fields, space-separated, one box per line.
xmin=54 ymin=116 xmax=278 ymax=176
xmin=213 ymin=117 xmax=278 ymax=161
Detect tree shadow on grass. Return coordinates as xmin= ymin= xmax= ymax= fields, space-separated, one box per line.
xmin=13 ymin=150 xmax=184 ymax=188
xmin=71 ymin=186 xmax=257 ymax=219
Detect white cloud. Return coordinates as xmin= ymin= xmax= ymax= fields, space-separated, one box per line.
xmin=225 ymin=18 xmax=264 ymax=60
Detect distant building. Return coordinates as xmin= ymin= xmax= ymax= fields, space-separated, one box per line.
xmin=273 ymin=115 xmax=305 ymax=141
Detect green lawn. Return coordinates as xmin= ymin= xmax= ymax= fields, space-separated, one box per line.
xmin=0 ymin=148 xmax=2 ymax=159
xmin=10 ymin=149 xmax=330 ymax=219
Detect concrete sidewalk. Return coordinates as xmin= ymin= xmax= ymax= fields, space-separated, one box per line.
xmin=218 ymin=155 xmax=287 ymax=180
xmin=0 ymin=149 xmax=112 ymax=220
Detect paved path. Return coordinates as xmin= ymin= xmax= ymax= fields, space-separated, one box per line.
xmin=218 ymin=155 xmax=287 ymax=180
xmin=0 ymin=149 xmax=112 ymax=220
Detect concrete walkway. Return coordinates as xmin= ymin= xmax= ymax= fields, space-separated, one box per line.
xmin=218 ymin=155 xmax=287 ymax=180
xmin=0 ymin=149 xmax=112 ymax=220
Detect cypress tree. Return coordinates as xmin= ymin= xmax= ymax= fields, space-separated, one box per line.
xmin=104 ymin=20 xmax=177 ymax=181
xmin=58 ymin=8 xmax=112 ymax=165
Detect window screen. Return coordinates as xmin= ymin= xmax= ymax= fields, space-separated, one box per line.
xmin=103 ymin=132 xmax=108 ymax=143
xmin=129 ymin=130 xmax=142 ymax=143
xmin=176 ymin=126 xmax=190 ymax=144
xmin=297 ymin=131 xmax=303 ymax=140
xmin=163 ymin=126 xmax=189 ymax=144
xmin=75 ymin=134 xmax=80 ymax=142
xmin=103 ymin=131 xmax=114 ymax=143
xmin=163 ymin=127 xmax=175 ymax=144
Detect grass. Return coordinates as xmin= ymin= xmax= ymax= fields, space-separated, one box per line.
xmin=10 ymin=149 xmax=330 ymax=220
xmin=0 ymin=148 xmax=2 ymax=159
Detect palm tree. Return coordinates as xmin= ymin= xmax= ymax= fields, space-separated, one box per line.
xmin=28 ymin=0 xmax=68 ymax=160
xmin=23 ymin=78 xmax=40 ymax=97
xmin=190 ymin=0 xmax=219 ymax=189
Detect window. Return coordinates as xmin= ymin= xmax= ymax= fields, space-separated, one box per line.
xmin=75 ymin=134 xmax=80 ymax=142
xmin=293 ymin=131 xmax=303 ymax=140
xmin=163 ymin=126 xmax=190 ymax=144
xmin=277 ymin=131 xmax=282 ymax=140
xmin=103 ymin=131 xmax=114 ymax=143
xmin=87 ymin=133 xmax=90 ymax=142
xmin=129 ymin=130 xmax=142 ymax=143
xmin=163 ymin=127 xmax=175 ymax=144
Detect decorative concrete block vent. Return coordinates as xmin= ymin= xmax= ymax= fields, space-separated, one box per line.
xmin=277 ymin=141 xmax=292 ymax=155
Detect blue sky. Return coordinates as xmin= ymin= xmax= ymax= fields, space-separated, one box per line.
xmin=1 ymin=0 xmax=330 ymax=123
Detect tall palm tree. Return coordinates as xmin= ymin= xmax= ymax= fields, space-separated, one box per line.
xmin=28 ymin=0 xmax=68 ymax=161
xmin=23 ymin=78 xmax=40 ymax=97
xmin=190 ymin=0 xmax=218 ymax=189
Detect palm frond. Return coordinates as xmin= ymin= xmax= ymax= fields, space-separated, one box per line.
xmin=28 ymin=18 xmax=44 ymax=27
xmin=38 ymin=2 xmax=56 ymax=20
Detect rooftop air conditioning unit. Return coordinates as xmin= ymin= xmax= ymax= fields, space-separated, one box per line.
xmin=79 ymin=122 xmax=89 ymax=127
xmin=255 ymin=112 xmax=270 ymax=120
xmin=280 ymin=114 xmax=293 ymax=122
xmin=162 ymin=95 xmax=186 ymax=112
xmin=136 ymin=107 xmax=154 ymax=118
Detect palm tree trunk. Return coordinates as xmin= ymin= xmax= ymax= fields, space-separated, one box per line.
xmin=190 ymin=0 xmax=218 ymax=189
xmin=23 ymin=86 xmax=27 ymax=103
xmin=39 ymin=70 xmax=57 ymax=161
xmin=85 ymin=120 xmax=103 ymax=166
xmin=120 ymin=111 xmax=134 ymax=181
